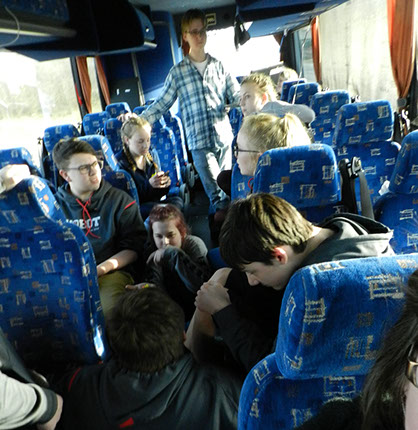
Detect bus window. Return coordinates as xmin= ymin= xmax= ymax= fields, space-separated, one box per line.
xmin=0 ymin=52 xmax=80 ymax=166
xmin=86 ymin=57 xmax=103 ymax=114
xmin=296 ymin=26 xmax=316 ymax=82
xmin=205 ymin=26 xmax=282 ymax=78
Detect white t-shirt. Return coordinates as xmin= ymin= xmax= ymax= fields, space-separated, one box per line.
xmin=191 ymin=56 xmax=208 ymax=77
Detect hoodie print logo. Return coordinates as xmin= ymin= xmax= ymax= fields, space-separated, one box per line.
xmin=70 ymin=216 xmax=101 ymax=233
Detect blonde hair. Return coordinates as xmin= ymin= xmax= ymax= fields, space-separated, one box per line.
xmin=240 ymin=113 xmax=311 ymax=154
xmin=120 ymin=116 xmax=158 ymax=172
xmin=241 ymin=73 xmax=277 ymax=103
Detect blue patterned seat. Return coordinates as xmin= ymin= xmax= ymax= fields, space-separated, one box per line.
xmin=104 ymin=117 xmax=124 ymax=154
xmin=104 ymin=169 xmax=140 ymax=206
xmin=229 ymin=107 xmax=243 ymax=137
xmin=133 ymin=106 xmax=147 ymax=115
xmin=82 ymin=111 xmax=111 ymax=135
xmin=252 ymin=144 xmax=342 ymax=223
xmin=310 ymin=91 xmax=350 ymax=145
xmin=280 ymin=79 xmax=307 ymax=102
xmin=332 ymin=100 xmax=400 ymax=209
xmin=105 ymin=102 xmax=131 ymax=119
xmin=43 ymin=124 xmax=80 ymax=186
xmin=151 ymin=120 xmax=189 ymax=207
xmin=231 ymin=162 xmax=253 ymax=200
xmin=238 ymin=253 xmax=418 ymax=430
xmin=0 ymin=176 xmax=109 ymax=371
xmin=374 ymin=130 xmax=418 ymax=254
xmin=287 ymin=82 xmax=320 ymax=106
xmin=162 ymin=111 xmax=195 ymax=188
xmin=0 ymin=147 xmax=43 ymax=177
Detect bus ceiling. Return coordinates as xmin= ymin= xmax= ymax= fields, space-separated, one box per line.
xmin=0 ymin=0 xmax=351 ymax=61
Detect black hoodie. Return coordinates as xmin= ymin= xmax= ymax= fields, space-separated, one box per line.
xmin=55 ymin=353 xmax=242 ymax=430
xmin=55 ymin=180 xmax=146 ymax=265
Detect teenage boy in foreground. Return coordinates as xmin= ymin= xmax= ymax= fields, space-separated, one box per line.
xmin=186 ymin=193 xmax=394 ymax=372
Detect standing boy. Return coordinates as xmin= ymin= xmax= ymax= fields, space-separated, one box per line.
xmin=53 ymin=138 xmax=147 ymax=316
xmin=140 ymin=9 xmax=240 ymax=221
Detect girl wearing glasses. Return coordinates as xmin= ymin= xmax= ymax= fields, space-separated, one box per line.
xmin=116 ymin=116 xmax=182 ymax=218
xmin=297 ymin=269 xmax=418 ymax=430
xmin=235 ymin=112 xmax=311 ymax=177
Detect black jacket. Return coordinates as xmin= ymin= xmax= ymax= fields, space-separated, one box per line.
xmin=213 ymin=213 xmax=394 ymax=373
xmin=55 ymin=352 xmax=242 ymax=430
xmin=55 ymin=180 xmax=146 ymax=265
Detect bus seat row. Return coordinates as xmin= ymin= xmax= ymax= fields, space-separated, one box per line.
xmin=238 ymin=252 xmax=418 ymax=430
xmin=0 ymin=176 xmax=109 ymax=372
xmin=280 ymin=78 xmax=307 ymax=102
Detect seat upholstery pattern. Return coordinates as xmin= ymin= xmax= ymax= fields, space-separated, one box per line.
xmin=374 ymin=131 xmax=418 ymax=254
xmin=253 ymin=144 xmax=341 ymax=223
xmin=229 ymin=107 xmax=243 ymax=137
xmin=238 ymin=253 xmax=418 ymax=430
xmin=0 ymin=147 xmax=42 ymax=177
xmin=104 ymin=118 xmax=124 ymax=154
xmin=332 ymin=100 xmax=399 ymax=206
xmin=287 ymin=83 xmax=319 ymax=106
xmin=231 ymin=162 xmax=253 ymax=200
xmin=78 ymin=135 xmax=119 ymax=174
xmin=310 ymin=91 xmax=350 ymax=145
xmin=105 ymin=102 xmax=131 ymax=118
xmin=280 ymin=79 xmax=307 ymax=102
xmin=82 ymin=111 xmax=111 ymax=135
xmin=0 ymin=177 xmax=108 ymax=370
xmin=43 ymin=124 xmax=80 ymax=186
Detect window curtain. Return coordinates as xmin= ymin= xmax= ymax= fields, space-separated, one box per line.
xmin=387 ymin=0 xmax=416 ymax=107
xmin=75 ymin=56 xmax=92 ymax=114
xmin=94 ymin=56 xmax=111 ymax=106
xmin=311 ymin=17 xmax=322 ymax=83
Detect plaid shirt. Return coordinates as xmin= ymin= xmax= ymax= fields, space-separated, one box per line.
xmin=142 ymin=54 xmax=240 ymax=151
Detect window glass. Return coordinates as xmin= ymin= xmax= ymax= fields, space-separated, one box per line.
xmin=0 ymin=51 xmax=80 ymax=166
xmin=205 ymin=27 xmax=282 ymax=79
xmin=87 ymin=57 xmax=103 ymax=113
xmin=297 ymin=26 xmax=316 ymax=82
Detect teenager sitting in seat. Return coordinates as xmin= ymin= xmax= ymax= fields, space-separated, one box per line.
xmin=127 ymin=204 xmax=212 ymax=320
xmin=52 ymin=138 xmax=147 ymax=317
xmin=116 ymin=116 xmax=183 ymax=219
xmin=185 ymin=193 xmax=394 ymax=373
xmin=55 ymin=287 xmax=242 ymax=430
xmin=297 ymin=268 xmax=418 ymax=430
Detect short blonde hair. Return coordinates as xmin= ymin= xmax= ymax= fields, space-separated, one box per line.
xmin=239 ymin=113 xmax=311 ymax=153
xmin=240 ymin=73 xmax=277 ymax=102
xmin=181 ymin=9 xmax=206 ymax=34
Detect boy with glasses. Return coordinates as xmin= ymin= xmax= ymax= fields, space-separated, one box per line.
xmin=138 ymin=8 xmax=240 ymax=228
xmin=52 ymin=138 xmax=147 ymax=316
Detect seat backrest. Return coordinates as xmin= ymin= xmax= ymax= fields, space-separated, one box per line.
xmin=0 ymin=147 xmax=42 ymax=177
xmin=332 ymin=100 xmax=399 ymax=207
xmin=287 ymin=82 xmax=320 ymax=106
xmin=82 ymin=111 xmax=111 ymax=135
xmin=43 ymin=124 xmax=80 ymax=186
xmin=104 ymin=117 xmax=124 ymax=154
xmin=0 ymin=176 xmax=109 ymax=371
xmin=280 ymin=78 xmax=307 ymax=102
xmin=231 ymin=162 xmax=253 ymax=200
xmin=374 ymin=130 xmax=418 ymax=254
xmin=105 ymin=102 xmax=131 ymax=118
xmin=310 ymin=90 xmax=350 ymax=145
xmin=104 ymin=169 xmax=140 ymax=204
xmin=229 ymin=107 xmax=243 ymax=137
xmin=253 ymin=144 xmax=341 ymax=223
xmin=133 ymin=105 xmax=147 ymax=115
xmin=162 ymin=111 xmax=189 ymax=167
xmin=78 ymin=135 xmax=119 ymax=173
xmin=238 ymin=253 xmax=418 ymax=430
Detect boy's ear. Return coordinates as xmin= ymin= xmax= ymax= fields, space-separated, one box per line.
xmin=261 ymin=92 xmax=268 ymax=104
xmin=272 ymin=246 xmax=288 ymax=264
xmin=59 ymin=169 xmax=70 ymax=182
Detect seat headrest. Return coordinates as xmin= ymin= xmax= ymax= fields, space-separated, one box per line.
xmin=389 ymin=130 xmax=418 ymax=194
xmin=280 ymin=78 xmax=307 ymax=101
xmin=276 ymin=254 xmax=418 ymax=379
xmin=78 ymin=135 xmax=118 ymax=172
xmin=105 ymin=102 xmax=131 ymax=118
xmin=287 ymin=83 xmax=320 ymax=105
xmin=253 ymin=144 xmax=340 ymax=208
xmin=82 ymin=112 xmax=111 ymax=135
xmin=0 ymin=148 xmax=42 ymax=177
xmin=0 ymin=176 xmax=66 ymax=232
xmin=309 ymin=90 xmax=350 ymax=116
xmin=43 ymin=124 xmax=79 ymax=153
xmin=333 ymin=100 xmax=393 ymax=146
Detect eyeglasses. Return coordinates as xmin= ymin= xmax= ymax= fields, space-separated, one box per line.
xmin=187 ymin=27 xmax=207 ymax=37
xmin=233 ymin=146 xmax=259 ymax=158
xmin=406 ymin=343 xmax=418 ymax=388
xmin=66 ymin=160 xmax=104 ymax=175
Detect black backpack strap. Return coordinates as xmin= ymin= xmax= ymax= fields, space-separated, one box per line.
xmin=338 ymin=157 xmax=375 ymax=220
